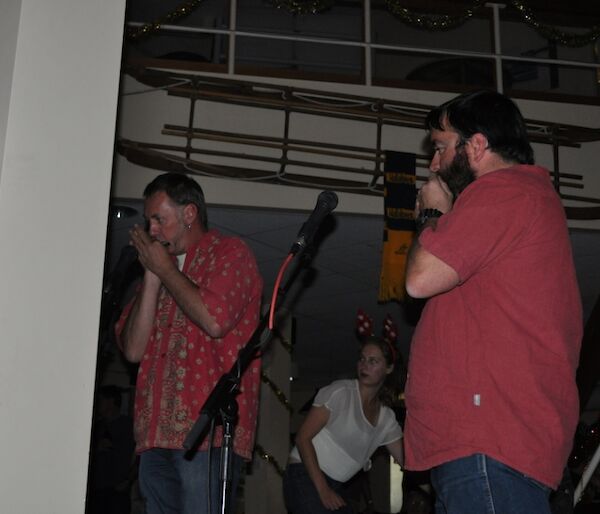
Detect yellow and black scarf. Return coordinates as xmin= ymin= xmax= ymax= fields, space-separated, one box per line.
xmin=378 ymin=151 xmax=416 ymax=302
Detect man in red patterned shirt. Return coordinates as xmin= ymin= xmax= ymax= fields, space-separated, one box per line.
xmin=116 ymin=173 xmax=263 ymax=514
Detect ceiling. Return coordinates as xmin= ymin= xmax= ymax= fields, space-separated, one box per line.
xmin=105 ymin=198 xmax=600 ymax=395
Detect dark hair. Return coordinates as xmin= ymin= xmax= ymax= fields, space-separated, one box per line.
xmin=360 ymin=336 xmax=405 ymax=408
xmin=425 ymin=89 xmax=534 ymax=165
xmin=143 ymin=173 xmax=208 ymax=230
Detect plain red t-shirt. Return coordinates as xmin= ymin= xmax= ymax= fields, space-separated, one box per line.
xmin=404 ymin=165 xmax=582 ymax=488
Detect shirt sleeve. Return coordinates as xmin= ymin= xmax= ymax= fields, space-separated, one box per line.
xmin=313 ymin=381 xmax=346 ymax=411
xmin=419 ymin=175 xmax=532 ymax=283
xmin=196 ymin=238 xmax=262 ymax=334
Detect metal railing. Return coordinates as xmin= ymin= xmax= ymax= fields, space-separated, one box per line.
xmin=126 ymin=0 xmax=600 ymax=98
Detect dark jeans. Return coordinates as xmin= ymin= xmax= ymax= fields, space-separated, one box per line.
xmin=139 ymin=448 xmax=242 ymax=514
xmin=431 ymin=453 xmax=552 ymax=514
xmin=282 ymin=462 xmax=354 ymax=514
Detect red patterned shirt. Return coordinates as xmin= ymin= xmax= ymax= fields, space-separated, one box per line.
xmin=117 ymin=230 xmax=263 ymax=460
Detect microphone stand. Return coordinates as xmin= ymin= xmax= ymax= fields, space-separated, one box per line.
xmin=183 ymin=243 xmax=317 ymax=514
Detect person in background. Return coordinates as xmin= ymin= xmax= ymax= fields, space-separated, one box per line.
xmin=116 ymin=173 xmax=263 ymax=514
xmin=404 ymin=89 xmax=582 ymax=514
xmin=88 ymin=385 xmax=135 ymax=514
xmin=283 ymin=329 xmax=404 ymax=514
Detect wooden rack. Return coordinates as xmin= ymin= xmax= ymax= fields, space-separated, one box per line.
xmin=119 ymin=66 xmax=600 ymax=219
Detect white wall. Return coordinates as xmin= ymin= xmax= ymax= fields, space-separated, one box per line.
xmin=0 ymin=1 xmax=126 ymax=512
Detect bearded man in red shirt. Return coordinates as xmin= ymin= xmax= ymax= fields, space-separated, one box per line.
xmin=404 ymin=90 xmax=582 ymax=514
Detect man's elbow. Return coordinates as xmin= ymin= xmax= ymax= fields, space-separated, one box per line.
xmin=406 ymin=271 xmax=459 ymax=299
xmin=123 ymin=343 xmax=143 ymax=363
xmin=405 ymin=272 xmax=431 ymax=299
xmin=204 ymin=320 xmax=225 ymax=339
xmin=118 ymin=332 xmax=144 ymax=363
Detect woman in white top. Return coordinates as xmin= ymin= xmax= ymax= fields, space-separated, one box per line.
xmin=283 ymin=336 xmax=404 ymax=513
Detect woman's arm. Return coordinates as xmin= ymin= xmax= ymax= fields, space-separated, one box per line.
xmin=385 ymin=438 xmax=404 ymax=468
xmin=295 ymin=405 xmax=346 ymax=511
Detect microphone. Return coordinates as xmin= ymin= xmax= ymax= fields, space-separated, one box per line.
xmin=103 ymin=245 xmax=138 ymax=297
xmin=290 ymin=190 xmax=338 ymax=254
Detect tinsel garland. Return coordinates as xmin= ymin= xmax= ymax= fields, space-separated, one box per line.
xmin=252 ymin=337 xmax=294 ymax=477
xmin=384 ymin=0 xmax=485 ymax=31
xmin=272 ymin=328 xmax=293 ymax=353
xmin=127 ymin=0 xmax=204 ymax=40
xmin=509 ymin=0 xmax=600 ymax=48
xmin=128 ymin=0 xmax=600 ymax=47
xmin=258 ymin=330 xmax=293 ymax=413
xmin=254 ymin=443 xmax=285 ymax=476
xmin=261 ymin=371 xmax=293 ymax=413
xmin=384 ymin=0 xmax=600 ymax=45
xmin=266 ymin=0 xmax=334 ymax=15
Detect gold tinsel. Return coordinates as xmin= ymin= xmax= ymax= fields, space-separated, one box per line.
xmin=510 ymin=0 xmax=600 ymax=48
xmin=384 ymin=0 xmax=485 ymax=31
xmin=266 ymin=0 xmax=334 ymax=15
xmin=261 ymin=371 xmax=293 ymax=413
xmin=128 ymin=0 xmax=600 ymax=47
xmin=127 ymin=0 xmax=204 ymax=40
xmin=254 ymin=443 xmax=285 ymax=476
xmin=271 ymin=327 xmax=293 ymax=354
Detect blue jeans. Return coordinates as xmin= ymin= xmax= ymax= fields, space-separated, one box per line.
xmin=139 ymin=448 xmax=242 ymax=514
xmin=431 ymin=454 xmax=551 ymax=514
xmin=282 ymin=462 xmax=353 ymax=514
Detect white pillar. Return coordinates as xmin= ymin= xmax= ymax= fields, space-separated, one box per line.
xmin=0 ymin=1 xmax=126 ymax=513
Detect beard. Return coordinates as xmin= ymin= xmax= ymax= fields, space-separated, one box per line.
xmin=438 ymin=147 xmax=476 ymax=199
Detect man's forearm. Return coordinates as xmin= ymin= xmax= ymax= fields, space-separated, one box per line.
xmin=407 ymin=217 xmax=439 ymax=278
xmin=406 ymin=217 xmax=459 ymax=298
xmin=121 ymin=277 xmax=160 ymax=362
xmin=159 ymin=267 xmax=223 ymax=338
